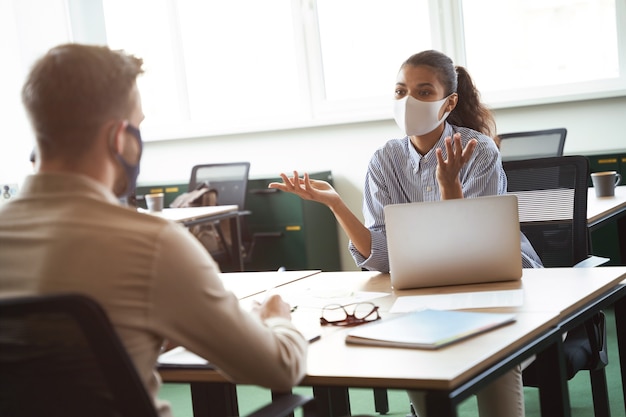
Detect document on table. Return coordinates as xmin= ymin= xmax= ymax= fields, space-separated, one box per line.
xmin=158 ymin=346 xmax=211 ymax=368
xmin=243 ymin=283 xmax=389 ymax=310
xmin=390 ymin=289 xmax=523 ymax=313
xmin=158 ymin=324 xmax=322 ymax=368
xmin=284 ymin=288 xmax=389 ymax=309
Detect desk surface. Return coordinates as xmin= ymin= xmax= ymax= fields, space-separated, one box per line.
xmin=160 ymin=267 xmax=626 ymax=391
xmin=141 ymin=205 xmax=239 ymax=223
xmin=219 ymin=270 xmax=320 ymax=300
xmin=587 ymin=185 xmax=626 ymax=227
xmin=289 ymin=268 xmax=626 ymax=389
xmin=365 ymin=266 xmax=626 ymax=318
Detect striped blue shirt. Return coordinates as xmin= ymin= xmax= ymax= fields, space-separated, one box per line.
xmin=349 ymin=122 xmax=543 ymax=272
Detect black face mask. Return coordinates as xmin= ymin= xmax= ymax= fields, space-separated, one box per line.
xmin=116 ymin=124 xmax=143 ymax=198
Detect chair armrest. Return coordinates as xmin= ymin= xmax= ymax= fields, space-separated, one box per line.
xmin=573 ymin=255 xmax=610 ymax=268
xmin=246 ymin=393 xmax=317 ymax=417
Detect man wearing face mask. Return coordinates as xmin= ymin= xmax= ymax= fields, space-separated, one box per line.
xmin=270 ymin=50 xmax=542 ymax=417
xmin=0 ymin=44 xmax=307 ymax=417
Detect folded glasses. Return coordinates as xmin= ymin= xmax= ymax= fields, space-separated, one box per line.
xmin=320 ymin=302 xmax=380 ymax=326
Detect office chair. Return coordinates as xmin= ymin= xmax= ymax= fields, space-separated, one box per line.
xmin=189 ymin=162 xmax=251 ymax=207
xmin=0 ymin=293 xmax=317 ymax=417
xmin=503 ymin=156 xmax=611 ymax=417
xmin=499 ymin=128 xmax=567 ymax=162
xmin=187 ymin=162 xmax=252 ymax=271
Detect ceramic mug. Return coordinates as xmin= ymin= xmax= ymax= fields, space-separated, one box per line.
xmin=591 ymin=171 xmax=622 ymax=197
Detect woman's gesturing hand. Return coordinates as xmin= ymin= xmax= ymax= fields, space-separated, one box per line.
xmin=435 ymin=133 xmax=477 ymax=199
xmin=268 ymin=171 xmax=340 ymax=207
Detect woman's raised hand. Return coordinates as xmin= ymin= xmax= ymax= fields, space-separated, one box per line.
xmin=268 ymin=171 xmax=339 ymax=207
xmin=435 ymin=133 xmax=478 ymax=199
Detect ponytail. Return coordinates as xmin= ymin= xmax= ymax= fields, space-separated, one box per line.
xmin=447 ymin=66 xmax=499 ymax=145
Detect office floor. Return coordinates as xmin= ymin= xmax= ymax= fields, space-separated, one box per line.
xmin=159 ymin=308 xmax=626 ymax=417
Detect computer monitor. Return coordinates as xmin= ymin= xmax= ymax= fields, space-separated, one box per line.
xmin=499 ymin=128 xmax=567 ymax=162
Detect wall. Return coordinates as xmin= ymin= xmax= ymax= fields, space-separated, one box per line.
xmin=138 ymin=95 xmax=626 ymax=271
xmin=495 ymin=96 xmax=626 ymax=156
xmin=3 ymin=95 xmax=624 ymax=270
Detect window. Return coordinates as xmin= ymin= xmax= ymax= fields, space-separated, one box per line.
xmin=461 ymin=0 xmax=624 ymax=107
xmin=0 ymin=0 xmax=73 ymax=182
xmin=311 ymin=0 xmax=431 ymax=118
xmin=6 ymin=0 xmax=626 ymax=143
xmin=102 ymin=0 xmax=307 ymax=139
xmin=99 ymin=0 xmax=433 ymax=139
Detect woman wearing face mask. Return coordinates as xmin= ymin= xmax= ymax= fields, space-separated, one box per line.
xmin=270 ymin=49 xmax=542 ymax=417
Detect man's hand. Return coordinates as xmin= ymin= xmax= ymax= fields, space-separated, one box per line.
xmin=251 ymin=294 xmax=293 ymax=321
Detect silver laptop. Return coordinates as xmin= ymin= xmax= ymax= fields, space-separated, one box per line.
xmin=384 ymin=195 xmax=522 ymax=290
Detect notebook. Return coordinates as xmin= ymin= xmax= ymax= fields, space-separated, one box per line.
xmin=345 ymin=309 xmax=516 ymax=349
xmin=384 ymin=194 xmax=522 ymax=290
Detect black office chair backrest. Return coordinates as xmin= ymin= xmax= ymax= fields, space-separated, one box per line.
xmin=505 ymin=157 xmax=610 ymax=409
xmin=0 ymin=293 xmax=159 ymax=417
xmin=189 ymin=162 xmax=251 ymax=210
xmin=503 ymin=155 xmax=589 ymax=267
xmin=499 ymin=128 xmax=567 ymax=162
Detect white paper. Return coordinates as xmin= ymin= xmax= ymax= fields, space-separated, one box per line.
xmin=390 ymin=289 xmax=524 ymax=313
xmin=158 ymin=346 xmax=208 ymax=366
xmin=287 ymin=289 xmax=389 ymax=309
xmin=241 ymin=282 xmax=390 ymax=310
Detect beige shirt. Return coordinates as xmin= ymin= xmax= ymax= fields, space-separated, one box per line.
xmin=0 ymin=173 xmax=307 ymax=417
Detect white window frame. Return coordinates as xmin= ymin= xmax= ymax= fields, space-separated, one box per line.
xmin=454 ymin=0 xmax=626 ymax=109
xmin=12 ymin=0 xmax=626 ymax=142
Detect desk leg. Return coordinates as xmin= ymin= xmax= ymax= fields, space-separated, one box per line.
xmin=618 ymin=216 xmax=626 ymax=264
xmin=615 ymin=296 xmax=626 ymax=414
xmin=229 ymin=215 xmax=244 ymax=271
xmin=271 ymin=390 xmax=295 ymax=417
xmin=312 ymin=386 xmax=350 ymax=417
xmin=589 ymin=368 xmax=610 ymax=417
xmin=534 ymin=337 xmax=571 ymax=417
xmin=373 ymin=387 xmax=390 ymax=414
xmin=424 ymin=391 xmax=457 ymax=417
xmin=190 ymin=381 xmax=238 ymax=417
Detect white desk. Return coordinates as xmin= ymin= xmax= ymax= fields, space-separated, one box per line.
xmin=587 ymin=185 xmax=626 ymax=266
xmin=142 ymin=205 xmax=238 ymax=225
xmin=587 ymin=185 xmax=626 ymax=229
xmin=159 ymin=267 xmax=626 ymax=417
xmin=219 ymin=270 xmax=320 ymax=299
xmin=142 ymin=205 xmax=246 ymax=271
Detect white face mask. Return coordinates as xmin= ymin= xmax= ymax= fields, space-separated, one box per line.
xmin=393 ymin=95 xmax=451 ymax=136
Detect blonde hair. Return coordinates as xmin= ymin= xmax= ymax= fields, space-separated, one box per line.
xmin=22 ymin=43 xmax=144 ymax=160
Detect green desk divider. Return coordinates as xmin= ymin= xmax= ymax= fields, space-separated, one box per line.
xmin=244 ymin=171 xmax=341 ymax=271
xmin=134 ymin=173 xmax=342 ymax=272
